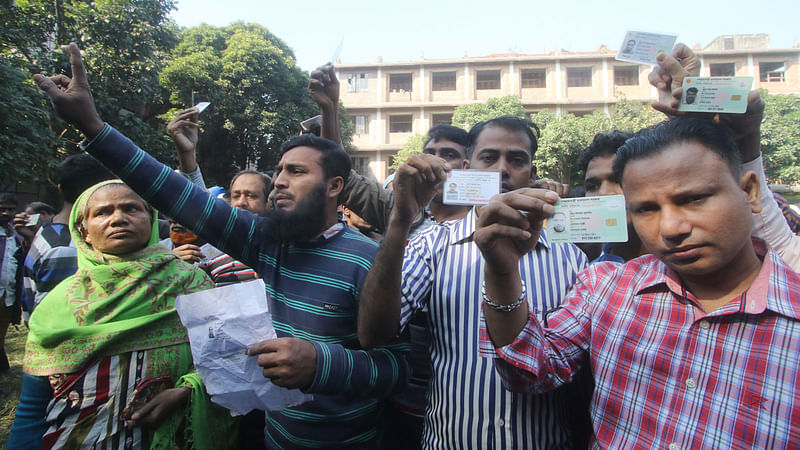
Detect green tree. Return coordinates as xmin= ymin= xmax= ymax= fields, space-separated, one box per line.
xmin=0 ymin=59 xmax=58 ymax=187
xmin=607 ymin=97 xmax=663 ymax=132
xmin=535 ymin=112 xmax=610 ymax=185
xmin=1 ymin=0 xmax=179 ymax=184
xmin=533 ymin=99 xmax=663 ymax=185
xmin=338 ymin=101 xmax=356 ymax=153
xmin=160 ymin=22 xmax=318 ymax=184
xmin=389 ymin=134 xmax=428 ymax=171
xmin=760 ymin=92 xmax=800 ymax=184
xmin=452 ymin=95 xmax=525 ymax=129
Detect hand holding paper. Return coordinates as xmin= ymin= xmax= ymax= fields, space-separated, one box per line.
xmin=248 ymin=338 xmax=317 ymax=390
xmin=175 ymin=279 xmax=312 ymax=415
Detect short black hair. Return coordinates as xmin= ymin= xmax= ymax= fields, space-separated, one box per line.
xmin=0 ymin=193 xmax=18 ymax=206
xmin=279 ymin=134 xmax=351 ymax=183
xmin=26 ymin=202 xmax=56 ymax=215
xmin=577 ymin=131 xmax=633 ymax=173
xmin=55 ymin=154 xmax=115 ymax=203
xmin=229 ymin=170 xmax=271 ymax=197
xmin=466 ymin=116 xmax=540 ymax=160
xmin=425 ymin=124 xmax=469 ymax=149
xmin=613 ymin=117 xmax=742 ymax=185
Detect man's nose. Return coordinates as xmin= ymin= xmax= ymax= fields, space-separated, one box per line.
xmin=660 ymin=207 xmax=692 ymax=244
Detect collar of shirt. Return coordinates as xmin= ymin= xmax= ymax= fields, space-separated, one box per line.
xmin=313 ymin=222 xmax=345 ymax=242
xmin=448 ymin=207 xmax=550 ymax=250
xmin=635 ymin=238 xmax=800 ymax=321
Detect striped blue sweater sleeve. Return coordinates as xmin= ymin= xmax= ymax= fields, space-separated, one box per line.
xmin=307 ymin=338 xmax=410 ymax=398
xmin=83 ymin=125 xmax=265 ymax=268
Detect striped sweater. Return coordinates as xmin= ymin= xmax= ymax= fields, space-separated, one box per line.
xmin=84 ymin=125 xmax=410 ymax=449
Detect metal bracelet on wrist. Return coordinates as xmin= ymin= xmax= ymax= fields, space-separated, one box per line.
xmin=482 ymin=279 xmax=526 ymax=312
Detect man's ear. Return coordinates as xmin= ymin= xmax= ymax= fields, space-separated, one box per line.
xmin=327 ymin=176 xmax=344 ymax=199
xmin=740 ymin=170 xmax=761 ymax=214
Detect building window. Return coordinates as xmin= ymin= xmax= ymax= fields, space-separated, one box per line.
xmin=710 ymin=63 xmax=736 ymax=77
xmin=389 ymin=73 xmax=412 ymax=92
xmin=476 ymin=70 xmax=501 ymax=90
xmin=352 ymin=115 xmax=367 ymax=135
xmin=567 ymin=67 xmax=592 ymax=87
xmin=432 ymin=114 xmax=452 ymax=126
xmin=389 ymin=115 xmax=413 ymax=133
xmin=432 ymin=71 xmax=456 ymax=91
xmin=760 ymin=62 xmax=786 ymax=82
xmin=724 ymin=38 xmax=734 ymax=50
xmin=613 ymin=66 xmax=639 ymax=86
xmin=346 ymin=73 xmax=369 ymax=92
xmin=351 ymin=157 xmax=370 ymax=177
xmin=521 ymin=69 xmax=546 ymax=88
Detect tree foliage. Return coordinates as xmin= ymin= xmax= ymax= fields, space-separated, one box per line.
xmin=452 ymin=95 xmax=525 ymax=129
xmin=760 ymin=92 xmax=800 ymax=184
xmin=533 ymin=99 xmax=664 ymax=185
xmin=1 ymin=0 xmax=179 ymax=185
xmin=389 ymin=134 xmax=428 ymax=171
xmin=159 ymin=22 xmax=318 ymax=184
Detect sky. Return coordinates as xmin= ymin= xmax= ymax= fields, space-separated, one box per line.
xmin=170 ymin=0 xmax=800 ymax=72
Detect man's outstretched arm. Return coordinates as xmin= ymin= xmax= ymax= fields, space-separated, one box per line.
xmin=34 ymin=43 xmax=263 ymax=268
xmin=357 ymin=154 xmax=448 ymax=348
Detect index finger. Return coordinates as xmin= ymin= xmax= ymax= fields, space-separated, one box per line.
xmin=66 ymin=43 xmax=88 ymax=88
xmin=500 ymin=188 xmax=560 ymax=214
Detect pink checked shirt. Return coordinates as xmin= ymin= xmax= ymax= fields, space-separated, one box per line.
xmin=480 ymin=240 xmax=800 ymax=449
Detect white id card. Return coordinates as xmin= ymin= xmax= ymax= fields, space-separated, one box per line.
xmin=194 ymin=102 xmax=210 ymax=113
xmin=442 ymin=170 xmax=500 ymax=206
xmin=615 ymin=31 xmax=677 ymax=65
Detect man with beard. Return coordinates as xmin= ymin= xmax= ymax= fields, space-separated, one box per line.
xmin=34 ymin=43 xmax=409 ymax=449
xmin=358 ymin=116 xmax=587 ymax=448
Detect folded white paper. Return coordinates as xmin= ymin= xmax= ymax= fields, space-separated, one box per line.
xmin=175 ymin=279 xmax=312 ymax=415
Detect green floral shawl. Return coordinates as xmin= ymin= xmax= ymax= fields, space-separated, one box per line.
xmin=24 ymin=180 xmax=215 ymax=376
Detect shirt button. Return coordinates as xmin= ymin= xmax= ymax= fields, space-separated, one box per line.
xmin=686 ymin=378 xmax=697 ymax=389
xmin=699 ymin=321 xmax=710 ymax=329
xmin=497 ymin=418 xmax=505 ymax=427
xmin=669 ymin=443 xmax=680 ymax=450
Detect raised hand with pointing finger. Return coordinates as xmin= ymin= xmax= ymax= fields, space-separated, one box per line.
xmin=33 ymin=43 xmax=104 ymax=138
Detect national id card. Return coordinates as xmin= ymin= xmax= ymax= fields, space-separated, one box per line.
xmin=442 ymin=170 xmax=500 ymax=206
xmin=547 ymin=194 xmax=628 ymax=243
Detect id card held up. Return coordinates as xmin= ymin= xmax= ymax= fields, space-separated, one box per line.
xmin=547 ymin=194 xmax=628 ymax=243
xmin=443 ymin=169 xmax=501 ymax=206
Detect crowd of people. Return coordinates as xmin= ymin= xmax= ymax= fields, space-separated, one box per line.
xmin=1 ymin=40 xmax=799 ymax=449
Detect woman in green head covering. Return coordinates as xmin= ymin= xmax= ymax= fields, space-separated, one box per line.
xmin=16 ymin=180 xmax=236 ymax=449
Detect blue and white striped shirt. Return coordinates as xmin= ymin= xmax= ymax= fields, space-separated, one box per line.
xmin=400 ymin=210 xmax=588 ymax=449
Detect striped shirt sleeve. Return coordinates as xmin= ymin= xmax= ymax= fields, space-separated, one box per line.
xmin=83 ymin=124 xmax=267 ymax=268
xmin=307 ymin=339 xmax=410 ymax=398
xmin=483 ymin=264 xmax=606 ymax=394
xmin=398 ymin=228 xmax=439 ymax=332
